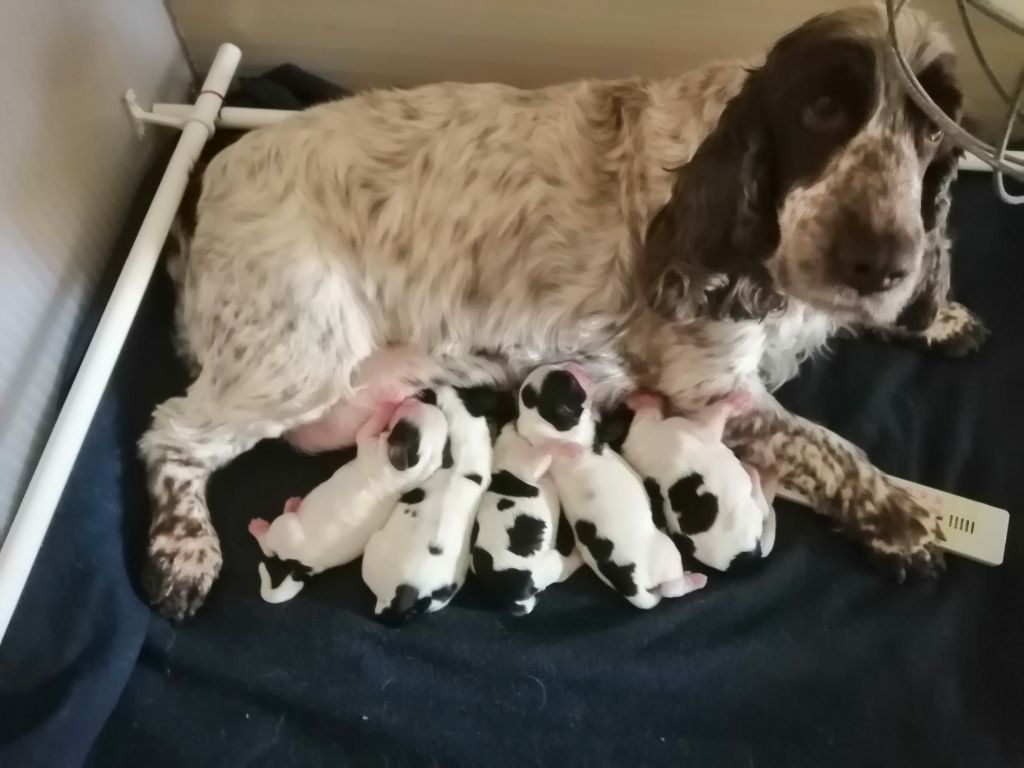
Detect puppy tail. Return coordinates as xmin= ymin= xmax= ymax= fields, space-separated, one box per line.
xmin=258 ymin=561 xmax=307 ymax=604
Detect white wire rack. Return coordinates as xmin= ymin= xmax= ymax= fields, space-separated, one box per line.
xmin=888 ymin=0 xmax=1024 ymax=202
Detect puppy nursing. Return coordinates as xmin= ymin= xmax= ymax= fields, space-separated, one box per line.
xmin=619 ymin=392 xmax=777 ymax=572
xmin=472 ymin=423 xmax=582 ymax=615
xmin=515 ymin=365 xmax=707 ymax=609
xmin=362 ymin=386 xmax=493 ymax=621
xmin=249 ymin=397 xmax=448 ymax=602
xmin=249 ymin=365 xmax=773 ymax=618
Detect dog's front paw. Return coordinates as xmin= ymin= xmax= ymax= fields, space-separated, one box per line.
xmin=855 ymin=482 xmax=945 ymax=581
xmin=921 ymin=301 xmax=989 ymax=357
xmin=142 ymin=526 xmax=222 ymax=620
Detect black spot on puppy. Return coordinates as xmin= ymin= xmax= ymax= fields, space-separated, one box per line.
xmin=472 ymin=547 xmax=537 ymax=609
xmin=429 ymin=544 xmax=443 ymax=556
xmin=417 ymin=388 xmax=438 ymax=406
xmin=377 ymin=583 xmax=421 ymax=624
xmin=535 ymin=370 xmax=586 ymax=432
xmin=596 ymin=402 xmax=635 ymax=453
xmin=668 ymin=473 xmax=720 ymax=535
xmin=507 ymin=515 xmax=547 ymax=557
xmin=414 ymin=595 xmax=433 ymax=614
xmin=455 ymin=386 xmax=503 ymax=418
xmin=497 ymin=497 xmax=515 ymax=511
xmin=441 ymin=437 xmax=453 ymax=469
xmin=521 ymin=385 xmax=538 ymax=409
xmin=464 ymin=473 xmax=483 ymax=485
xmin=387 ymin=419 xmax=421 ymax=471
xmin=644 ymin=479 xmax=668 ymax=531
xmin=555 ymin=508 xmax=576 ymax=556
xmin=672 ymin=532 xmax=696 ymax=559
xmin=400 ymin=488 xmax=426 ymax=504
xmin=489 ymin=389 xmax=519 ymax=428
xmin=263 ymin=557 xmax=313 ymax=589
xmin=431 ymin=583 xmax=459 ymax=603
xmin=488 ymin=470 xmax=539 ymax=498
xmin=573 ymin=521 xmax=638 ymax=597
xmin=728 ymin=542 xmax=763 ymax=572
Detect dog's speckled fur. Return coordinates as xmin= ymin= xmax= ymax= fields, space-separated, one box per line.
xmin=141 ymin=5 xmax=982 ymax=618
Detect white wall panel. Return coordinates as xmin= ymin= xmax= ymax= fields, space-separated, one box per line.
xmin=0 ymin=0 xmax=191 ymax=534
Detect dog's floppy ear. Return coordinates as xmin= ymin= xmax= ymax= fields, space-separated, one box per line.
xmin=896 ymin=53 xmax=962 ymax=333
xmin=894 ymin=148 xmax=959 ymax=332
xmin=642 ymin=72 xmax=782 ymax=321
xmin=386 ymin=420 xmax=421 ymax=471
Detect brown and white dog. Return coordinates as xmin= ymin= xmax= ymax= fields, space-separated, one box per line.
xmin=141 ymin=4 xmax=987 ymax=619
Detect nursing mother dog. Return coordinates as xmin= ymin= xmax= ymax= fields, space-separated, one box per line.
xmin=143 ymin=4 xmax=985 ymax=618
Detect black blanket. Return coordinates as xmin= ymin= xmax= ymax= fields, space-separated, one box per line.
xmin=1 ymin=68 xmax=1021 ymax=768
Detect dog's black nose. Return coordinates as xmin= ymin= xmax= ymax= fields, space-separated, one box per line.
xmin=837 ymin=240 xmax=914 ymax=295
xmin=834 ymin=215 xmax=917 ymax=295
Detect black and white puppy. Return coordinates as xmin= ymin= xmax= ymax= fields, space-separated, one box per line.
xmin=249 ymin=397 xmax=448 ymax=603
xmin=362 ymin=386 xmax=493 ymax=621
xmin=515 ymin=364 xmax=707 ymax=609
xmin=617 ymin=391 xmax=777 ymax=572
xmin=472 ymin=422 xmax=581 ymax=615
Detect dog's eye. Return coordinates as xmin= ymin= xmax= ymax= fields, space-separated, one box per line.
xmin=802 ymin=95 xmax=845 ymax=131
xmin=925 ymin=123 xmax=944 ymax=144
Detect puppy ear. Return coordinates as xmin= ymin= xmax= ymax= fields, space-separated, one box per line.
xmin=642 ymin=72 xmax=781 ymax=321
xmin=386 ymin=422 xmax=421 ymax=471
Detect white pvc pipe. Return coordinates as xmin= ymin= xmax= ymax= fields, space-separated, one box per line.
xmin=148 ymin=101 xmax=1021 ymax=174
xmin=0 ymin=43 xmax=242 ymax=642
xmin=152 ymin=103 xmax=298 ymax=129
xmin=960 ymin=150 xmax=1024 ymax=173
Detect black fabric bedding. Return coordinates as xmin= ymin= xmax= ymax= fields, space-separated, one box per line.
xmin=1 ymin=70 xmax=1022 ymax=768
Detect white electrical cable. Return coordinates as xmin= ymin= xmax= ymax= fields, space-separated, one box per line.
xmin=886 ymin=0 xmax=1024 ymax=187
xmin=0 ymin=44 xmax=242 ymax=642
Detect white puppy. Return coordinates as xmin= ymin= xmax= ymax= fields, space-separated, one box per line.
xmin=362 ymin=386 xmax=493 ymax=621
xmin=515 ymin=364 xmax=707 ymax=609
xmin=248 ymin=397 xmax=448 ymax=603
xmin=617 ymin=391 xmax=777 ymax=572
xmin=472 ymin=422 xmax=581 ymax=615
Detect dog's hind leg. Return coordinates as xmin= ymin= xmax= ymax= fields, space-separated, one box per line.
xmin=140 ymin=293 xmax=374 ymax=619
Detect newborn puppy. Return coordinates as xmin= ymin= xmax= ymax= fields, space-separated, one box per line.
xmin=248 ymin=397 xmax=448 ymax=603
xmin=472 ymin=422 xmax=582 ymax=615
xmin=516 ymin=364 xmax=706 ymax=609
xmin=618 ymin=391 xmax=777 ymax=572
xmin=362 ymin=385 xmax=493 ymax=621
